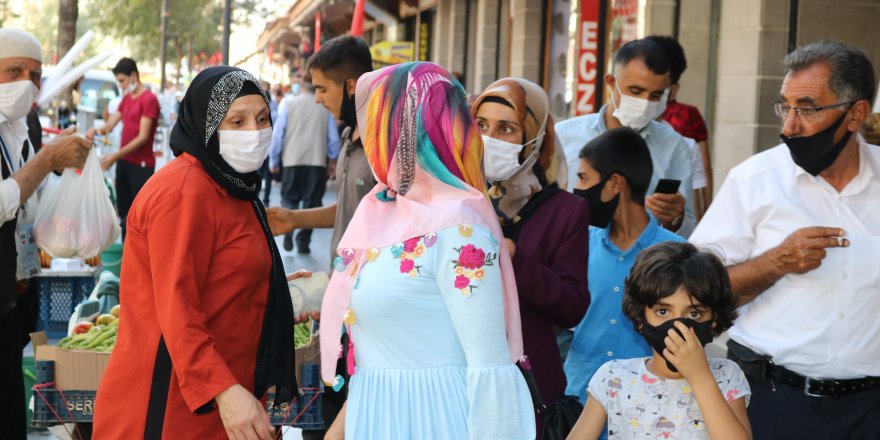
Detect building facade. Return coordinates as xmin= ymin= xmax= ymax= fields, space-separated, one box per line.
xmin=257 ymin=0 xmax=880 ymax=189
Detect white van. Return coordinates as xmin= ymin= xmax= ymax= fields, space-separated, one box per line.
xmin=39 ymin=68 xmax=122 ymax=127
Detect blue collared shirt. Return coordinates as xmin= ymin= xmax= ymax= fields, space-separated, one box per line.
xmin=563 ymin=217 xmax=685 ymax=404
xmin=555 ymin=105 xmax=696 ymax=237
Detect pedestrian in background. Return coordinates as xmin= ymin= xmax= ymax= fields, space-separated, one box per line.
xmin=647 ymin=35 xmax=713 ymax=218
xmin=269 ymin=71 xmax=338 ymax=254
xmin=266 ymin=35 xmax=376 ymax=264
xmin=86 ymin=57 xmax=160 ymax=239
xmin=556 ymin=39 xmax=695 ymax=237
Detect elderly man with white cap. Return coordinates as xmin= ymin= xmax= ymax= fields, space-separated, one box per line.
xmin=0 ymin=28 xmax=91 ymax=439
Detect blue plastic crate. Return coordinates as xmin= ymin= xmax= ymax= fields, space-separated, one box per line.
xmin=37 ymin=270 xmax=98 ymax=338
xmin=32 ymin=360 xmax=98 ymax=428
xmin=268 ymin=363 xmax=324 ymax=430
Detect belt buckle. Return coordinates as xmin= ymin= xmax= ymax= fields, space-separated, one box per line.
xmin=803 ymin=377 xmax=831 ymax=397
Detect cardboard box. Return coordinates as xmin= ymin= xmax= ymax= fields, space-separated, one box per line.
xmin=30 ymin=332 xmax=111 ymax=391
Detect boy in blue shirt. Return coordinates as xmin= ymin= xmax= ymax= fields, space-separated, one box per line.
xmin=565 ymin=127 xmax=684 ymax=404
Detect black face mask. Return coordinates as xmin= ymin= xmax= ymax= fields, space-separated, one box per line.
xmin=340 ymin=81 xmax=357 ymax=129
xmin=573 ymin=178 xmax=620 ymax=228
xmin=780 ymin=111 xmax=854 ymax=176
xmin=640 ymin=317 xmax=714 ymax=372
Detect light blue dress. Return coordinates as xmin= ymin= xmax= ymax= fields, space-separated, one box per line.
xmin=343 ymin=223 xmax=536 ymax=439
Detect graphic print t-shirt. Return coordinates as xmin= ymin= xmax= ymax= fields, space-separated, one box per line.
xmin=588 ymin=357 xmax=750 ymax=440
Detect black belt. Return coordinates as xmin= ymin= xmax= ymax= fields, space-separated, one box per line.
xmin=727 ymin=339 xmax=880 ymax=398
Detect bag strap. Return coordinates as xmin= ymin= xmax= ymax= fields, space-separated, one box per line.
xmin=517 ymin=356 xmax=546 ymax=413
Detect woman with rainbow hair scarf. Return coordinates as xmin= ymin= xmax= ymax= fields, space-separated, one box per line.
xmin=319 ymin=62 xmax=535 ymax=439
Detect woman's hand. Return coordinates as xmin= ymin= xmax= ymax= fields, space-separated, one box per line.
xmin=216 ymin=384 xmax=274 ymax=440
xmin=663 ymin=321 xmax=711 ymax=381
xmin=287 ymin=270 xmax=321 ymax=323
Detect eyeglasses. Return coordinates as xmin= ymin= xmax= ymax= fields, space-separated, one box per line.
xmin=772 ymin=101 xmax=853 ymax=122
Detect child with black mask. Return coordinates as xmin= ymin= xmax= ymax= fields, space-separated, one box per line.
xmin=568 ymin=242 xmax=752 ymax=440
xmin=564 ymin=128 xmax=685 ymax=419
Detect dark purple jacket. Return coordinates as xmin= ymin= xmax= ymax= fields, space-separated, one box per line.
xmin=509 ymin=189 xmax=590 ymax=405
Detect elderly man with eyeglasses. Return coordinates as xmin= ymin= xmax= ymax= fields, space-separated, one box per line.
xmin=690 ymin=41 xmax=880 ymax=439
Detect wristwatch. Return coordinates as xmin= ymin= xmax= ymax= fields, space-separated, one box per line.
xmin=669 ymin=215 xmax=683 ymax=231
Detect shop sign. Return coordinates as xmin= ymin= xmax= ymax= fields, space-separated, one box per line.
xmin=575 ymin=0 xmax=601 ymax=115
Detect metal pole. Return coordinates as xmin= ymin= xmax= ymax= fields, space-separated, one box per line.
xmin=415 ymin=10 xmax=421 ymax=61
xmin=222 ymin=0 xmax=232 ymax=65
xmin=160 ymin=0 xmax=169 ymax=92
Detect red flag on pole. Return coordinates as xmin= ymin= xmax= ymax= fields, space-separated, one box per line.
xmin=351 ymin=0 xmax=366 ymax=37
xmin=315 ymin=13 xmax=322 ymax=52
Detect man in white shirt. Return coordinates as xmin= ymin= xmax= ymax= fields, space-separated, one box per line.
xmin=690 ymin=41 xmax=880 ymax=439
xmin=557 ymin=38 xmax=695 ymax=237
xmin=0 ymin=28 xmax=91 ymax=439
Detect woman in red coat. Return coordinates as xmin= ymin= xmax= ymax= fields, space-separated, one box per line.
xmin=94 ymin=67 xmax=296 ymax=440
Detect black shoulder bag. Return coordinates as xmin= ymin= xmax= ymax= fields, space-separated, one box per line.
xmin=518 ymin=357 xmax=583 ymax=440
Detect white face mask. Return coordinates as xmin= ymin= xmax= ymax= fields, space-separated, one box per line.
xmin=611 ymin=81 xmax=669 ymax=131
xmin=482 ymin=133 xmax=545 ymax=183
xmin=482 ymin=135 xmax=524 ymax=182
xmin=0 ymin=80 xmax=38 ymax=121
xmin=218 ymin=128 xmax=273 ymax=173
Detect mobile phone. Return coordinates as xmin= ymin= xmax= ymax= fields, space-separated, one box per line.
xmin=654 ymin=179 xmax=681 ymax=195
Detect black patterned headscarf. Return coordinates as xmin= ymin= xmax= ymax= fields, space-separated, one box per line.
xmin=170 ymin=66 xmax=296 ymax=404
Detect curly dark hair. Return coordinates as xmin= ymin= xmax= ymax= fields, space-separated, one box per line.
xmin=622 ymin=241 xmax=738 ymax=336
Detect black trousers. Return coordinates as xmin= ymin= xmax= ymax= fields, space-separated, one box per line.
xmin=0 ymin=282 xmax=39 ymax=440
xmin=731 ymin=354 xmax=880 ymax=439
xmin=281 ymin=166 xmax=327 ymax=247
xmin=116 ymin=160 xmax=154 ymax=241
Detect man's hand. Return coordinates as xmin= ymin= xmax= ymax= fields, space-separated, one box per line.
xmin=646 ymin=192 xmax=685 ymax=230
xmin=267 ymin=207 xmax=297 ymax=236
xmin=770 ymin=227 xmax=849 ymax=276
xmin=84 ymin=127 xmax=101 ymax=141
xmin=327 ymin=159 xmax=337 ymax=180
xmin=100 ymin=152 xmax=118 ymax=171
xmin=288 ymin=270 xmax=321 ymax=323
xmin=216 ymin=384 xmax=274 ymax=440
xmin=270 ymin=167 xmax=280 ymax=176
xmin=42 ymin=127 xmax=92 ymax=170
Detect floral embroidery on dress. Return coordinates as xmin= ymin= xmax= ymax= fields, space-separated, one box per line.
xmin=451 ymin=243 xmax=496 ymax=295
xmin=457 ymin=224 xmax=473 ymax=238
xmin=392 ymin=233 xmax=437 ymax=277
xmin=333 ymin=248 xmax=357 ymax=272
xmin=344 ymin=308 xmax=357 ymax=325
xmin=367 ymin=248 xmax=380 ymax=262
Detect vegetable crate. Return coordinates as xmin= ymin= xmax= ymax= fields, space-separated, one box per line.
xmin=37 ymin=269 xmax=99 ymax=338
xmin=267 ymin=363 xmax=324 ymax=430
xmin=31 ymin=360 xmax=97 ymax=427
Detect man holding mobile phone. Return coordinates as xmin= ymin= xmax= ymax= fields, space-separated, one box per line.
xmin=557 ymin=39 xmax=695 ymax=237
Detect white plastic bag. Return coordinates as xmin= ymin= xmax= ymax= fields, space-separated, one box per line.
xmin=34 ymin=149 xmax=120 ymax=258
